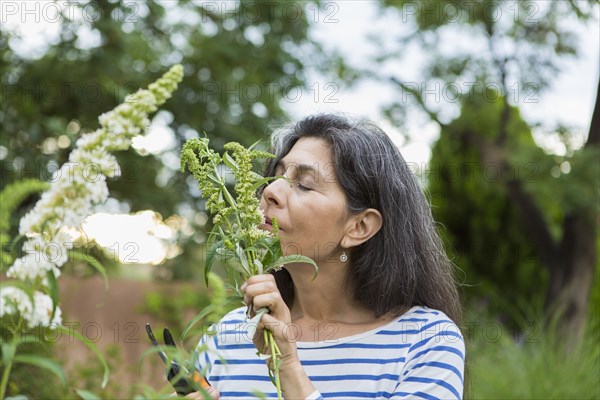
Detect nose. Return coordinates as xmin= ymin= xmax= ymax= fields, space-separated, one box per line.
xmin=261 ymin=176 xmax=289 ymax=207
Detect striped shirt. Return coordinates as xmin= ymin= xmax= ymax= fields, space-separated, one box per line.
xmin=195 ymin=306 xmax=465 ymax=399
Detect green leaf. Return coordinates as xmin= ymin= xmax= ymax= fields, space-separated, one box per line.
xmin=75 ymin=389 xmax=101 ymax=400
xmin=9 ymin=234 xmax=26 ymax=255
xmin=205 ymin=239 xmax=224 ymax=287
xmin=226 ymin=258 xmax=251 ymax=276
xmin=0 ymin=179 xmax=49 ymax=233
xmin=251 ymin=176 xmax=276 ymax=192
xmin=257 ymin=236 xmax=282 ymax=268
xmin=207 ymin=173 xmax=223 ymax=186
xmin=12 ymin=354 xmax=67 ymax=384
xmin=235 ymin=244 xmax=251 ymax=276
xmin=254 ymin=259 xmax=264 ymax=275
xmin=1 ymin=342 xmax=16 ymax=366
xmin=58 ymin=326 xmax=110 ymax=388
xmin=247 ymin=139 xmax=262 ymax=151
xmin=222 ymin=151 xmax=239 ymax=172
xmin=266 ymin=255 xmax=319 ymax=280
xmin=180 ymin=305 xmax=215 ymax=341
xmin=15 ymin=335 xmax=42 ymax=346
xmin=46 ymin=269 xmax=59 ymax=323
xmin=249 ymin=171 xmax=263 ymax=180
xmin=222 ymin=186 xmax=237 ymax=207
xmin=70 ymin=251 xmax=109 ymax=291
xmin=251 ymin=389 xmax=269 ymax=399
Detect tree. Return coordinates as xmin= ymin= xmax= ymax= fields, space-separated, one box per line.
xmin=1 ymin=0 xmax=317 ymax=277
xmin=428 ymin=89 xmax=543 ymax=326
xmin=376 ymin=0 xmax=599 ymax=343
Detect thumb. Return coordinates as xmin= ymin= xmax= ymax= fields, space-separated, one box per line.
xmin=207 ymin=386 xmax=220 ymax=399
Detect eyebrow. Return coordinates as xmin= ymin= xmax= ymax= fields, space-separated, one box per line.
xmin=275 ymin=158 xmax=325 ymax=182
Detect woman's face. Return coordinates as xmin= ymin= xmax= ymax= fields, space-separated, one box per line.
xmin=259 ymin=137 xmax=350 ymax=264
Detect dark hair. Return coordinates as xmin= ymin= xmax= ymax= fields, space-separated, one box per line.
xmin=262 ymin=113 xmax=462 ymax=325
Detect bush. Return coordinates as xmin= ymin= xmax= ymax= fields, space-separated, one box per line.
xmin=0 ymin=336 xmax=69 ymax=399
xmin=466 ymin=320 xmax=599 ymax=399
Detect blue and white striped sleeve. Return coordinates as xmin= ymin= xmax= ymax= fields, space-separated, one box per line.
xmin=305 ymin=389 xmax=323 ymax=400
xmin=392 ymin=315 xmax=465 ymax=400
xmin=194 ymin=325 xmax=220 ymax=380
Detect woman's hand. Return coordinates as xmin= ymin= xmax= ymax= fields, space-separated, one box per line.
xmin=241 ymin=274 xmax=299 ymax=369
xmin=242 ymin=274 xmax=319 ymax=399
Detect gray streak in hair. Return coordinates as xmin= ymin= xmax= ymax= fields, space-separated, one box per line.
xmin=262 ymin=113 xmax=462 ymax=325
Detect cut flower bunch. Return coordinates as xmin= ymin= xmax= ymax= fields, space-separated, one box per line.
xmin=181 ymin=138 xmax=318 ymax=399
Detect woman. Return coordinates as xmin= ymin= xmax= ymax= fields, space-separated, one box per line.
xmin=194 ymin=114 xmax=465 ymax=399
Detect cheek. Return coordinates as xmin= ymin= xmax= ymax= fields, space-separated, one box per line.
xmin=279 ymin=235 xmax=340 ymax=263
xmin=277 ymin=221 xmax=316 ymax=257
xmin=282 ymin=213 xmax=344 ymax=259
xmin=280 ymin=240 xmax=307 ymax=257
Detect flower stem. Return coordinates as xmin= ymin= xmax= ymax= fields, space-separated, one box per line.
xmin=255 ymin=308 xmax=282 ymax=399
xmin=268 ymin=330 xmax=283 ymax=399
xmin=0 ymin=359 xmax=13 ymax=399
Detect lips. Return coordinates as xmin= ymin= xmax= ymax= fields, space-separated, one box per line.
xmin=260 ymin=214 xmax=283 ymax=231
xmin=259 ymin=220 xmax=273 ymax=231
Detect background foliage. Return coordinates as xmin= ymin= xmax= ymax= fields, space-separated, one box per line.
xmin=1 ymin=0 xmax=598 ymax=398
xmin=1 ymin=0 xmax=318 ymax=280
xmin=370 ymin=0 xmax=599 ymax=345
xmin=428 ymin=91 xmax=544 ymax=325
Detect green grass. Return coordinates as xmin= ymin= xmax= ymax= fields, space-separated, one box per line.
xmin=466 ymin=323 xmax=599 ymax=399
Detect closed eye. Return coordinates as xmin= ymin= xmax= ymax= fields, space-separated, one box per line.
xmin=275 ymin=160 xmax=314 ymax=192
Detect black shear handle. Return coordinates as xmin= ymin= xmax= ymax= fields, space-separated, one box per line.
xmin=145 ymin=323 xmax=205 ymax=395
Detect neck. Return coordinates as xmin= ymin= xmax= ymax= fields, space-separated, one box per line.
xmin=285 ymin=261 xmax=375 ymax=324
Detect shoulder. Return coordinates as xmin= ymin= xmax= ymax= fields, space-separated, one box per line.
xmin=400 ymin=306 xmax=465 ymax=362
xmin=395 ymin=307 xmax=465 ymax=398
xmin=399 ymin=306 xmax=462 ymax=331
xmin=390 ymin=305 xmax=461 ymax=329
xmin=376 ymin=306 xmax=464 ymax=357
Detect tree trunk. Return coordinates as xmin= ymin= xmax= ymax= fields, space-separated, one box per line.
xmin=396 ymin=75 xmax=599 ymax=345
xmin=544 ymin=215 xmax=597 ymax=345
xmin=543 ymin=78 xmax=600 ymax=346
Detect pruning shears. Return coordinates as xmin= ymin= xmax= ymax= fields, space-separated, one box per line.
xmin=145 ymin=323 xmax=211 ymax=395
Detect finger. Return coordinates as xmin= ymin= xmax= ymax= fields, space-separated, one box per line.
xmin=258 ymin=312 xmax=299 ymax=347
xmin=244 ymin=274 xmax=276 ymax=287
xmin=207 ymin=387 xmax=220 ymax=400
xmin=258 ymin=313 xmax=300 ymax=368
xmin=253 ymin=334 xmax=270 ymax=355
xmin=242 ymin=292 xmax=254 ymax=312
xmin=252 ymin=292 xmax=283 ymax=314
xmin=244 ymin=280 xmax=278 ymax=295
xmin=264 ymin=354 xmax=276 ymax=371
xmin=258 ymin=311 xmax=284 ymax=334
xmin=243 ymin=281 xmax=278 ymax=305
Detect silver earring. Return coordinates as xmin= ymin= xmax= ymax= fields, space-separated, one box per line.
xmin=340 ymin=250 xmax=348 ymax=262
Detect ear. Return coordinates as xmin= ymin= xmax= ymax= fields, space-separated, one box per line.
xmin=341 ymin=208 xmax=383 ymax=248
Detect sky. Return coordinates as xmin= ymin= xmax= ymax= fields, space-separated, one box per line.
xmin=4 ymin=1 xmax=599 ymax=265
xmin=4 ymin=1 xmax=598 ymax=161
xmin=286 ymin=1 xmax=599 ymax=163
